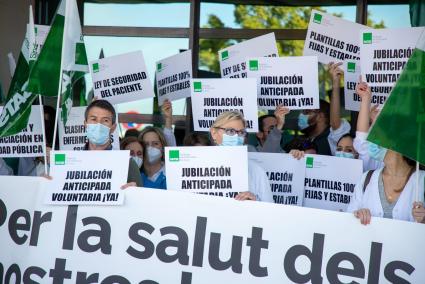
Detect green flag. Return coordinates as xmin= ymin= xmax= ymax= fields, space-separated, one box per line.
xmin=26 ymin=0 xmax=88 ymax=127
xmin=0 ymin=15 xmax=49 ymax=137
xmin=367 ymin=30 xmax=425 ymax=165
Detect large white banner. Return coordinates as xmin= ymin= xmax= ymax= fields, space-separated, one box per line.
xmin=58 ymin=106 xmax=120 ymax=150
xmin=155 ymin=50 xmax=192 ymax=105
xmin=0 ymin=105 xmax=44 ymax=158
xmin=360 ymin=27 xmax=424 ymax=107
xmin=1 ymin=176 xmax=424 ymax=283
xmin=89 ymin=51 xmax=155 ymax=105
xmin=303 ymin=10 xmax=365 ymax=64
xmin=190 ymin=78 xmax=259 ymax=132
xmin=303 ymin=154 xmax=363 ymax=212
xmin=246 ymin=56 xmax=319 ymax=110
xmin=165 ymin=146 xmax=249 ymax=197
xmin=45 ymin=150 xmax=129 ymax=205
xmin=219 ymin=33 xmax=279 ymax=78
xmin=248 ymin=152 xmax=305 ymax=205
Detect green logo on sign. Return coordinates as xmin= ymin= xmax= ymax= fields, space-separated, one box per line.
xmin=194 ymin=81 xmax=202 ymax=92
xmin=347 ymin=62 xmax=356 ymax=73
xmin=313 ymin=13 xmax=322 ymax=24
xmin=221 ymin=50 xmax=229 ymax=61
xmin=249 ymin=60 xmax=259 ymax=71
xmin=169 ymin=150 xmax=180 ymax=162
xmin=363 ymin=32 xmax=372 ymax=44
xmin=55 ymin=154 xmax=66 ymax=165
xmin=92 ymin=63 xmax=99 ymax=73
xmin=306 ymin=157 xmax=314 ymax=168
xmin=157 ymin=63 xmax=162 ymax=72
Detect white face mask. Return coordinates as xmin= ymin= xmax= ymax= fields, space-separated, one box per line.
xmin=132 ymin=156 xmax=143 ymax=168
xmin=147 ymin=146 xmax=162 ymax=164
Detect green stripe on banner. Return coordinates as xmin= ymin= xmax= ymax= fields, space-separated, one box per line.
xmin=75 ymin=42 xmax=88 ymax=65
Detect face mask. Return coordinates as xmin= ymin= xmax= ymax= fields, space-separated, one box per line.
xmin=147 ymin=146 xmax=162 ymax=163
xmin=132 ymin=156 xmax=143 ymax=168
xmin=86 ymin=123 xmax=110 ymax=146
xmin=220 ymin=133 xmax=244 ymax=146
xmin=368 ymin=142 xmax=387 ymax=161
xmin=298 ymin=113 xmax=310 ymax=130
xmin=335 ymin=151 xmax=355 ymax=159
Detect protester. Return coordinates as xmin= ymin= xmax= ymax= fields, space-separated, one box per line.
xmin=210 ymin=111 xmax=273 ymax=202
xmin=183 ymin=132 xmax=211 ymax=146
xmin=335 ymin=134 xmax=358 ymax=159
xmin=284 ymin=137 xmax=318 ymax=155
xmin=139 ymin=127 xmax=168 ymax=189
xmin=120 ymin=136 xmax=144 ymax=169
xmin=248 ymin=104 xmax=289 ymax=153
xmin=346 ymin=150 xmax=425 ymax=224
xmin=354 ymin=78 xmax=384 ymax=171
xmin=83 ymin=99 xmax=142 ymax=187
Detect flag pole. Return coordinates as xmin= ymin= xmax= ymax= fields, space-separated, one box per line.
xmin=52 ymin=0 xmax=69 ymax=152
xmin=416 ymin=120 xmax=422 ymax=202
xmin=38 ymin=96 xmax=48 ymax=174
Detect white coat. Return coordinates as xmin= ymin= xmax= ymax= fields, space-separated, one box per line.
xmin=346 ymin=167 xmax=425 ymax=222
xmin=248 ymin=160 xmax=274 ymax=203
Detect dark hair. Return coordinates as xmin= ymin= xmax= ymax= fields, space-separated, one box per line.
xmin=84 ymin=100 xmax=116 ymax=124
xmin=120 ymin=136 xmax=143 ymax=151
xmin=319 ymin=99 xmax=330 ymax=123
xmin=124 ymin=128 xmax=140 ymax=138
xmin=337 ymin=133 xmax=354 ymax=146
xmin=183 ymin=133 xmax=211 ymax=146
xmin=258 ymin=114 xmax=275 ymax=132
xmin=284 ymin=137 xmax=318 ymax=153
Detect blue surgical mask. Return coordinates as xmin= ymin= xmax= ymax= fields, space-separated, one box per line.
xmin=86 ymin=123 xmax=110 ymax=146
xmin=298 ymin=113 xmax=310 ymax=130
xmin=335 ymin=151 xmax=355 ymax=159
xmin=220 ymin=133 xmax=244 ymax=146
xmin=132 ymin=156 xmax=143 ymax=168
xmin=147 ymin=146 xmax=162 ymax=163
xmin=368 ymin=142 xmax=387 ymax=161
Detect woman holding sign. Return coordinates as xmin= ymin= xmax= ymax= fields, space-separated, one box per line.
xmin=346 ymin=149 xmax=425 ymax=224
xmin=210 ymin=111 xmax=273 ymax=202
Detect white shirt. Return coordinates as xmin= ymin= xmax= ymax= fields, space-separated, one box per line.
xmin=353 ymin=131 xmax=384 ymax=172
xmin=346 ymin=168 xmax=425 ymax=222
xmin=248 ymin=160 xmax=274 ymax=203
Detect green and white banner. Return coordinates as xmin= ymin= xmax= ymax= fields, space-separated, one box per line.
xmin=343 ymin=60 xmax=361 ymax=111
xmin=0 ymin=24 xmax=49 ymax=137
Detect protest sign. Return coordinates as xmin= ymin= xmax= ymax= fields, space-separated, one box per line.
xmin=58 ymin=106 xmax=120 ymax=150
xmin=45 ymin=150 xmax=129 ymax=205
xmin=303 ymin=154 xmax=363 ymax=212
xmin=156 ymin=50 xmax=192 ymax=105
xmin=0 ymin=105 xmax=44 ymax=158
xmin=247 ymin=56 xmax=319 ymax=110
xmin=89 ymin=51 xmax=154 ymax=105
xmin=1 ymin=176 xmax=425 ymax=283
xmin=219 ymin=33 xmax=278 ymax=78
xmin=360 ymin=27 xmax=424 ymax=107
xmin=248 ymin=152 xmax=305 ymax=205
xmin=303 ymin=10 xmax=365 ymax=64
xmin=190 ymin=78 xmax=259 ymax=132
xmin=165 ymin=146 xmax=249 ymax=197
xmin=343 ymin=60 xmax=361 ymax=111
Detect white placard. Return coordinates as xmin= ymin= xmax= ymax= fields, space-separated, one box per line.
xmin=58 ymin=106 xmax=120 ymax=150
xmin=219 ymin=33 xmax=279 ymax=78
xmin=0 ymin=105 xmax=44 ymax=158
xmin=190 ymin=78 xmax=259 ymax=132
xmin=89 ymin=50 xmax=155 ymax=105
xmin=165 ymin=146 xmax=249 ymax=197
xmin=303 ymin=10 xmax=365 ymax=64
xmin=343 ymin=60 xmax=361 ymax=111
xmin=247 ymin=56 xmax=319 ymax=110
xmin=360 ymin=27 xmax=424 ymax=107
xmin=45 ymin=150 xmax=129 ymax=205
xmin=155 ymin=50 xmax=192 ymax=105
xmin=248 ymin=152 xmax=305 ymax=205
xmin=1 ymin=176 xmax=425 ymax=283
xmin=303 ymin=154 xmax=363 ymax=212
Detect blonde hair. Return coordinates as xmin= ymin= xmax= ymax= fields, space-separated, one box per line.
xmin=139 ymin=126 xmax=168 ymax=148
xmin=211 ymin=111 xmax=246 ymax=129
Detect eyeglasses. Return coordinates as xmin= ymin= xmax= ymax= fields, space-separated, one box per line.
xmin=216 ymin=127 xmax=247 ymax=137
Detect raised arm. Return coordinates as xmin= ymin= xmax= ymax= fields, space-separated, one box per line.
xmin=356 ymin=76 xmax=372 ymax=133
xmin=328 ymin=62 xmax=343 ymax=130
